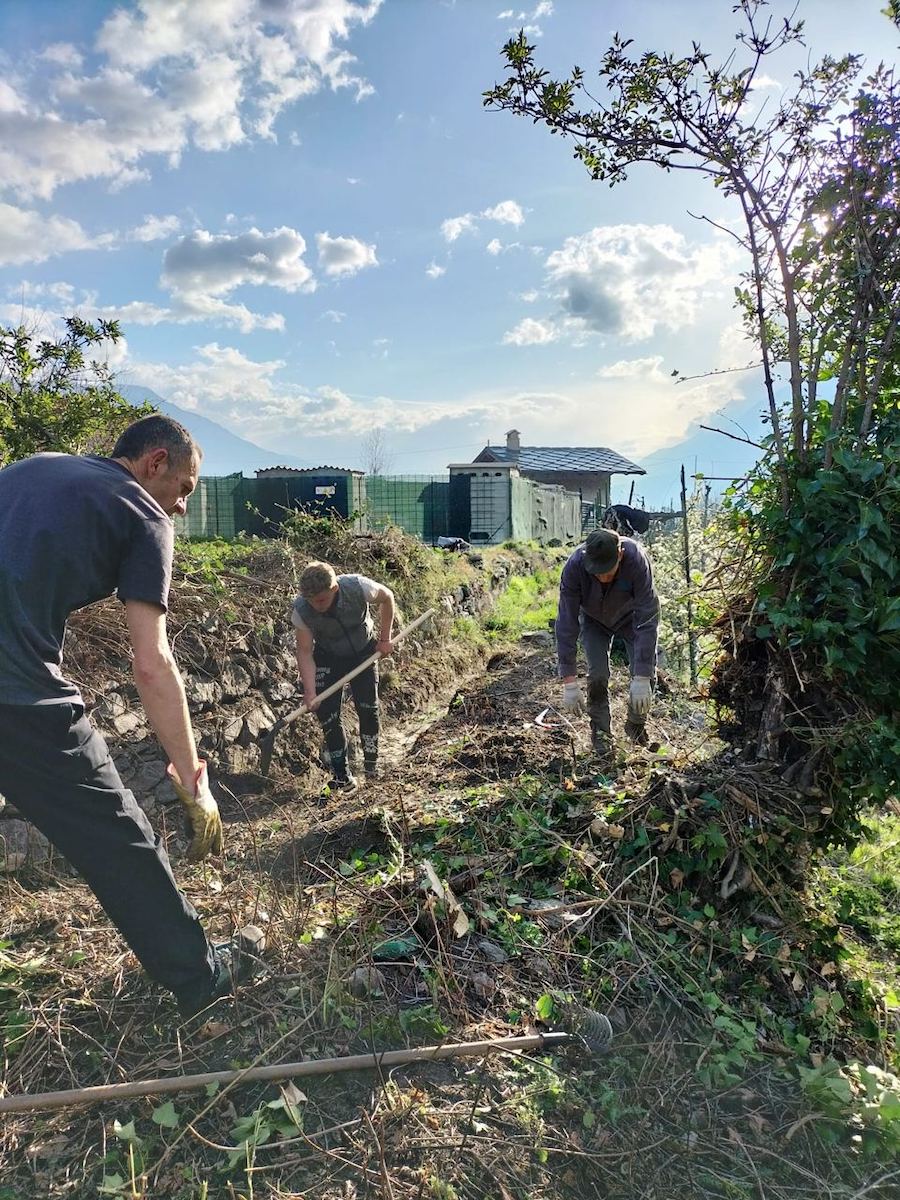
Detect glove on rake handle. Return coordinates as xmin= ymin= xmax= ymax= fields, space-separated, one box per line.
xmin=258 ymin=607 xmax=435 ymax=776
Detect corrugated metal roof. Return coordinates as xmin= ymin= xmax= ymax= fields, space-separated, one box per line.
xmin=255 ymin=465 xmax=364 ymax=475
xmin=477 ymin=445 xmax=645 ymax=475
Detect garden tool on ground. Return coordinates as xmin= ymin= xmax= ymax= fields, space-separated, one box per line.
xmin=258 ymin=608 xmax=436 ymax=776
xmin=0 ymin=1010 xmax=612 ymax=1114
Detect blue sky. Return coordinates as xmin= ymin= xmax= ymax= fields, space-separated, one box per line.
xmin=0 ymin=0 xmax=895 ymax=502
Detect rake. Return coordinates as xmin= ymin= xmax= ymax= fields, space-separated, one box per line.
xmin=257 ymin=607 xmax=436 ymax=776
xmin=0 ymin=1012 xmax=612 ymax=1114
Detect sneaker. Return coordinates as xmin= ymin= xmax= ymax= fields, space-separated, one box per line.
xmin=328 ymin=770 xmax=358 ymax=793
xmin=364 ymin=762 xmax=380 ymax=782
xmin=178 ymin=925 xmax=266 ymax=1018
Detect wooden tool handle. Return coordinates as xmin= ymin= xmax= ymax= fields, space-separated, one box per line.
xmin=278 ymin=607 xmax=435 ymax=732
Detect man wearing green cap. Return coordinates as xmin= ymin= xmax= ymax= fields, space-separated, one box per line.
xmin=555 ymin=528 xmax=659 ymax=757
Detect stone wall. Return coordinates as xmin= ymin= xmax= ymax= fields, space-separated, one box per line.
xmin=0 ymin=552 xmax=527 ymax=873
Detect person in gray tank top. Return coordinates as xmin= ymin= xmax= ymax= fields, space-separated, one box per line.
xmin=292 ymin=560 xmax=396 ymax=790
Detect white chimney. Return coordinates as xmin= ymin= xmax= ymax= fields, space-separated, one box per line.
xmin=506 ymin=429 xmax=521 ymax=457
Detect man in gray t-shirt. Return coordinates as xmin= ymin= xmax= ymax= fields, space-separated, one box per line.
xmin=0 ymin=415 xmax=249 ymax=1017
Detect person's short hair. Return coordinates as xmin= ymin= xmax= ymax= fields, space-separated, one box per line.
xmin=583 ymin=528 xmax=621 ymax=575
xmin=111 ymin=414 xmax=201 ymax=468
xmin=299 ymin=561 xmax=338 ymax=598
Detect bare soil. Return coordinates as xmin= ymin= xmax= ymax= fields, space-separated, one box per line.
xmin=1 ymin=632 xmax=895 ymax=1199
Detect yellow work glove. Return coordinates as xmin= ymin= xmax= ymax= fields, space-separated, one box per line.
xmin=166 ymin=761 xmax=224 ymax=861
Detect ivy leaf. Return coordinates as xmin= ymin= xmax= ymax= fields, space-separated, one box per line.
xmin=112 ymin=1119 xmax=142 ymax=1147
xmin=535 ymin=993 xmax=554 ymax=1021
xmin=151 ymin=1100 xmax=179 ymax=1129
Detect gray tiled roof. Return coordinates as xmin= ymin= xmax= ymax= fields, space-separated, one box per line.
xmin=255 ymin=465 xmax=364 ymax=475
xmin=477 ymin=445 xmax=645 ymax=475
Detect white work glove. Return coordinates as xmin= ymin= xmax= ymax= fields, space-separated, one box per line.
xmin=629 ymin=676 xmax=653 ymax=717
xmin=167 ymin=761 xmax=224 ymax=861
xmin=561 ymin=681 xmax=586 ymax=715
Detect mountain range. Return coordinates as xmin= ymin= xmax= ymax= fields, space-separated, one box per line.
xmin=120 ymin=386 xmax=315 ymax=475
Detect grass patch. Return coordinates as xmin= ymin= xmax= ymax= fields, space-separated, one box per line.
xmin=482 ymin=568 xmax=561 ymax=639
xmin=812 ymin=811 xmax=900 ymax=1037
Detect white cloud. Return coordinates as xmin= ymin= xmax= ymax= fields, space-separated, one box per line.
xmin=482 ymin=199 xmax=525 ymax=226
xmin=0 ymin=203 xmax=94 ymax=266
xmin=129 ymin=213 xmax=182 ymax=242
xmin=120 ymin=341 xmax=486 ymax=444
xmin=119 ymin=319 xmax=758 ymax=461
xmin=456 ymin=329 xmax=754 ymax=460
xmin=0 ymin=0 xmax=382 ymax=200
xmin=441 ymin=213 xmax=477 ymax=243
xmin=95 ymin=226 xmax=316 ymax=333
xmin=0 ymin=82 xmax=27 ymax=115
xmin=425 ymin=261 xmax=446 ymax=279
xmin=100 ymin=296 xmax=285 ymax=334
xmin=162 ymin=227 xmax=315 ymax=297
xmin=322 ymin=308 xmax=346 ymax=322
xmin=750 ymin=74 xmax=782 ymax=91
xmin=0 ymin=205 xmax=182 ymax=268
xmin=19 ymin=221 xmax=357 ymax=334
xmin=316 ymin=231 xmax=378 ymax=277
xmin=500 ymin=3 xmax=554 ymax=36
xmin=502 ymin=317 xmax=558 ymax=346
xmin=486 ymin=239 xmax=503 ymax=256
xmin=582 ymin=343 xmax=753 ymax=457
xmin=542 ymin=223 xmax=739 ymax=342
xmin=39 ymin=43 xmax=84 ymax=68
xmin=519 ymin=289 xmax=539 ymax=303
xmin=11 ymin=280 xmax=78 ymax=307
xmin=596 ymin=355 xmax=669 ymax=380
xmin=441 ymin=199 xmax=525 ymax=245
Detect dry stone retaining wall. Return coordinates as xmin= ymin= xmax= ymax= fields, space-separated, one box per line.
xmin=0 ymin=552 xmax=529 ymax=872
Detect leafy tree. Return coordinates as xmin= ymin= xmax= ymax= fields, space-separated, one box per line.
xmin=485 ymin=1 xmax=900 ymax=838
xmin=484 ymin=1 xmax=898 ymax=486
xmin=0 ymin=316 xmax=148 ymax=464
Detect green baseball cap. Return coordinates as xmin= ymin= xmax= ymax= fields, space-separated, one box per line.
xmin=583 ymin=528 xmax=621 ymax=575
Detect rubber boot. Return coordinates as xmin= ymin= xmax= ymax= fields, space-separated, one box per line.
xmin=589 ymin=722 xmax=614 ymax=769
xmin=585 ymin=672 xmax=611 ymax=759
xmin=624 ymin=719 xmax=649 ymax=746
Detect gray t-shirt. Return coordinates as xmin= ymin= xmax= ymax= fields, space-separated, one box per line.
xmin=0 ymin=453 xmax=174 ymax=705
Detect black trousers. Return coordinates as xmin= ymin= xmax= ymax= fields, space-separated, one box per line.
xmin=580 ymin=615 xmax=653 ymax=739
xmin=0 ymin=703 xmax=216 ymax=1011
xmin=314 ymin=643 xmax=379 ymax=779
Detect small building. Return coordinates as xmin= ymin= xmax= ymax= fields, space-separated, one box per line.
xmin=473 ymin=429 xmax=645 ymax=509
xmin=447 ymin=461 xmax=581 ymax=545
xmin=252 ymin=465 xmax=366 ymax=533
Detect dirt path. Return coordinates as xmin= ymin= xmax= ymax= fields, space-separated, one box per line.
xmin=1 ymin=640 xmax=894 ymax=1200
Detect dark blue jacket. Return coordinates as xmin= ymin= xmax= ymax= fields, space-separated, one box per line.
xmin=556 ymin=537 xmax=659 ymax=678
